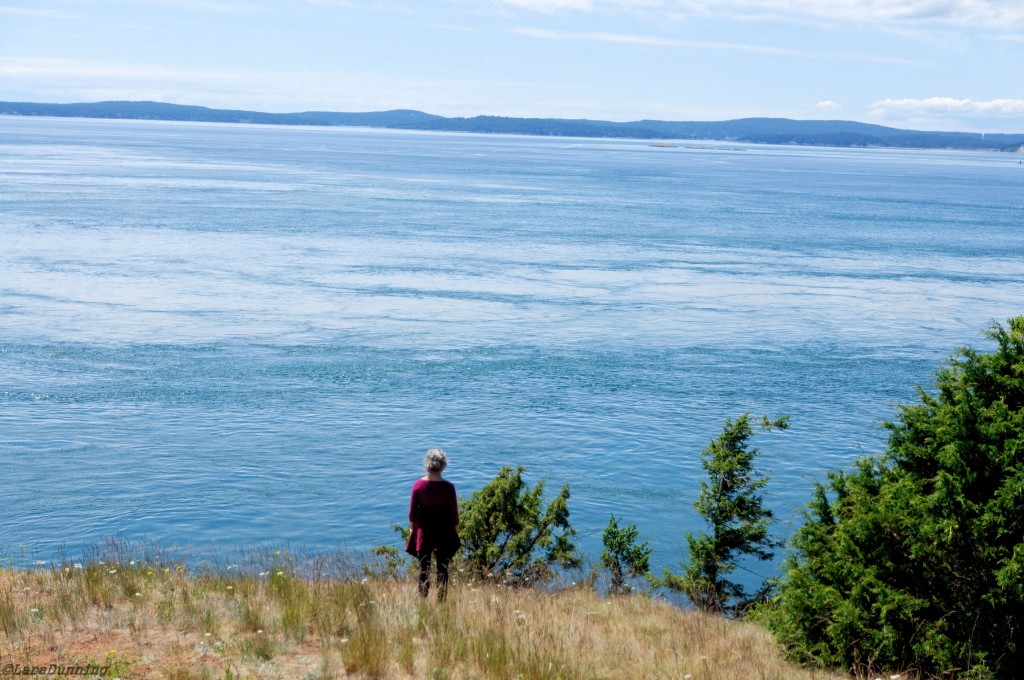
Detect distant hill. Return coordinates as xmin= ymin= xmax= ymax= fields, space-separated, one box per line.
xmin=3 ymin=100 xmax=1023 ymax=152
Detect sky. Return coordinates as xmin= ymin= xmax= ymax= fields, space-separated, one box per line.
xmin=1 ymin=0 xmax=1023 ymax=132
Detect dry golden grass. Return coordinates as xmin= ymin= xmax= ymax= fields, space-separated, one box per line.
xmin=0 ymin=557 xmax=846 ymax=680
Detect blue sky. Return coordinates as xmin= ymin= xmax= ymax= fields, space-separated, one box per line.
xmin=1 ymin=0 xmax=1023 ymax=132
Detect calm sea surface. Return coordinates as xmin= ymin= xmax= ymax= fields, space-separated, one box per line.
xmin=1 ymin=116 xmax=1022 ymax=573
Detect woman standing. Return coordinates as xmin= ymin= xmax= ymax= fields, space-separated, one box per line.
xmin=406 ymin=448 xmax=460 ymax=600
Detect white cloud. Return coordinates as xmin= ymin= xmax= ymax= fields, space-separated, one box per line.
xmin=0 ymin=56 xmax=589 ymax=118
xmin=0 ymin=58 xmax=245 ymax=84
xmin=498 ymin=0 xmax=1024 ymax=26
xmin=514 ymin=26 xmax=819 ymax=54
xmin=816 ymin=100 xmax=842 ymax=110
xmin=513 ymin=27 xmax=683 ymax=46
xmin=870 ymin=97 xmax=1024 ymax=118
xmin=764 ymin=0 xmax=1024 ymax=24
xmin=513 ymin=27 xmax=930 ymax=63
xmin=502 ymin=0 xmax=594 ymax=10
xmin=0 ymin=58 xmax=282 ymax=113
xmin=0 ymin=6 xmax=78 ymax=19
xmin=429 ymin=23 xmax=478 ymax=32
xmin=867 ymin=97 xmax=1024 ymax=132
xmin=98 ymin=0 xmax=274 ymax=12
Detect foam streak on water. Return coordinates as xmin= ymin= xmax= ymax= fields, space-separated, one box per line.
xmin=1 ymin=116 xmax=1022 ymax=570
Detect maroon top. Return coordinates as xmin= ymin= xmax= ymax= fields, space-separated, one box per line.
xmin=405 ymin=478 xmax=460 ymax=558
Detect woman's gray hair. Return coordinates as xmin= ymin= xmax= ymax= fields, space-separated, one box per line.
xmin=424 ymin=448 xmax=448 ymax=473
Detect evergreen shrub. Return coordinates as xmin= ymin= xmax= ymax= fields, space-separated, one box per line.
xmin=766 ymin=318 xmax=1024 ymax=678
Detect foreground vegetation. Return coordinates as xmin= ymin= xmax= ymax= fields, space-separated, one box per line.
xmin=765 ymin=318 xmax=1024 ymax=678
xmin=1 ymin=557 xmax=838 ymax=680
xmin=3 ymin=319 xmax=1019 ymax=679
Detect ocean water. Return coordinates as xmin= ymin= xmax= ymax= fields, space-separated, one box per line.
xmin=1 ymin=116 xmax=1022 ymax=573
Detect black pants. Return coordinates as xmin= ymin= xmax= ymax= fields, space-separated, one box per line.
xmin=417 ymin=551 xmax=450 ymax=599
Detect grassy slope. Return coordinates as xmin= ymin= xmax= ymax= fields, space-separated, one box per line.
xmin=0 ymin=560 xmax=844 ymax=680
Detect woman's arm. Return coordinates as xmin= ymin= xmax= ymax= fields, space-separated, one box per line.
xmin=408 ymin=483 xmax=419 ymax=525
xmin=450 ymin=485 xmax=459 ymax=531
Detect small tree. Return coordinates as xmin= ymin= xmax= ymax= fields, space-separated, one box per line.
xmin=601 ymin=515 xmax=652 ymax=594
xmin=767 ymin=318 xmax=1024 ymax=678
xmin=459 ymin=466 xmax=580 ymax=586
xmin=365 ymin=524 xmax=414 ymax=580
xmin=662 ymin=414 xmax=789 ymax=614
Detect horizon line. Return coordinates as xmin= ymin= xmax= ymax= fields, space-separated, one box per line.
xmin=3 ymin=99 xmax=1024 ymax=143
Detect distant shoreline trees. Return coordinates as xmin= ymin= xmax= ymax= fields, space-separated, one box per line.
xmin=4 ymin=100 xmax=1024 ymax=151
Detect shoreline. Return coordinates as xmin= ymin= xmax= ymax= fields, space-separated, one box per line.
xmin=4 ymin=112 xmax=1019 ymax=157
xmin=3 ymin=101 xmax=1023 ymax=153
